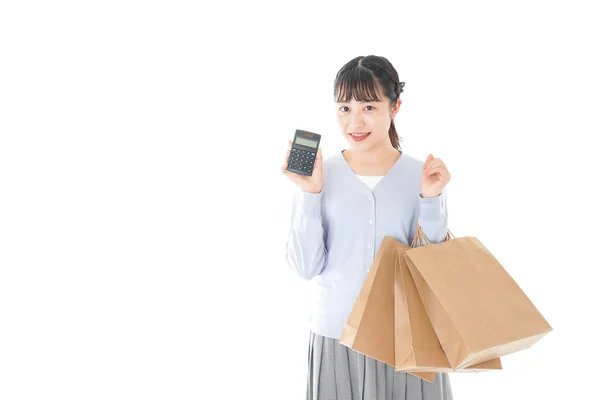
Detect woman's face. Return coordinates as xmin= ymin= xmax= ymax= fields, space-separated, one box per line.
xmin=335 ymin=94 xmax=401 ymax=151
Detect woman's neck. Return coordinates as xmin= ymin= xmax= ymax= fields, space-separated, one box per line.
xmin=343 ymin=146 xmax=401 ymax=168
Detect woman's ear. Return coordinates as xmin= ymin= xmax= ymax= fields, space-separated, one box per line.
xmin=391 ymin=99 xmax=402 ymax=118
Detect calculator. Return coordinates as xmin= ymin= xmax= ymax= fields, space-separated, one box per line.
xmin=286 ymin=129 xmax=321 ymax=176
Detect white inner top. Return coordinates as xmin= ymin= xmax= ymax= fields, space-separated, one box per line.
xmin=356 ymin=175 xmax=384 ymax=190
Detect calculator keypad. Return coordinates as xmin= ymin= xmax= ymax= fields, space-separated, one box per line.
xmin=288 ymin=148 xmax=316 ymax=173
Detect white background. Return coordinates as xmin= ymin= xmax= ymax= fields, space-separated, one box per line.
xmin=1 ymin=1 xmax=599 ymax=399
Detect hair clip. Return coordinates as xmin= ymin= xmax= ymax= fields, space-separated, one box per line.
xmin=398 ymin=81 xmax=405 ymax=94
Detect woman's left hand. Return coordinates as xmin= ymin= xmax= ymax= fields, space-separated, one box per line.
xmin=420 ymin=154 xmax=451 ymax=198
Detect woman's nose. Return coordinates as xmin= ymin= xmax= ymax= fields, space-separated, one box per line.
xmin=350 ymin=112 xmax=365 ymax=127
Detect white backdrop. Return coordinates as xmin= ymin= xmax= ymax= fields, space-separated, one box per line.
xmin=1 ymin=1 xmax=599 ymax=399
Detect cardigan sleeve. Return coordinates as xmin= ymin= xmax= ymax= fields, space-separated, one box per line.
xmin=416 ymin=187 xmax=449 ymax=244
xmin=285 ymin=189 xmax=328 ymax=280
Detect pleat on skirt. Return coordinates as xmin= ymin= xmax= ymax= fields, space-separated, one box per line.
xmin=306 ymin=331 xmax=454 ymax=400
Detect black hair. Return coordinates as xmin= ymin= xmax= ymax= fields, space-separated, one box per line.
xmin=333 ymin=55 xmax=405 ymax=150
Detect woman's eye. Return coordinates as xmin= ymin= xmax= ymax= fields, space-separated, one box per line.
xmin=340 ymin=105 xmax=374 ymax=112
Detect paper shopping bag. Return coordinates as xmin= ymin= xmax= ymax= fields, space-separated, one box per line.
xmin=339 ymin=235 xmax=397 ymax=365
xmin=394 ymin=240 xmax=454 ymax=372
xmin=340 ymin=236 xmax=501 ymax=383
xmin=393 ymin=236 xmax=503 ymax=375
xmin=404 ymin=225 xmax=553 ymax=370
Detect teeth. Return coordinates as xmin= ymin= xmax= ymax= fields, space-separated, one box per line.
xmin=351 ymin=133 xmax=369 ymax=136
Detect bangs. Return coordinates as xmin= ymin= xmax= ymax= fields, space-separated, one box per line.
xmin=334 ymin=67 xmax=384 ymax=103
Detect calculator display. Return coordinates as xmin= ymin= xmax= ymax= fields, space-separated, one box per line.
xmin=295 ymin=137 xmax=318 ymax=148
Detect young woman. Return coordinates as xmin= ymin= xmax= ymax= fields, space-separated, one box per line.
xmin=282 ymin=55 xmax=453 ymax=400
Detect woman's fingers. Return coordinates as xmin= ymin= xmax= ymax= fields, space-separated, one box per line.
xmin=314 ymin=148 xmax=322 ymax=170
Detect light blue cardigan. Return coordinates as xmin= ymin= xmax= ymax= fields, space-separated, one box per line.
xmin=285 ymin=150 xmax=448 ymax=339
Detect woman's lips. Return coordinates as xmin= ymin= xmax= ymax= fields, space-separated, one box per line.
xmin=349 ymin=132 xmax=371 ymax=141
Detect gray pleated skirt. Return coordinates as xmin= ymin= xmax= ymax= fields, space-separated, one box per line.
xmin=307 ymin=331 xmax=454 ymax=400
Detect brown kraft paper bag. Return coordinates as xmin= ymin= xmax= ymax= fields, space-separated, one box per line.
xmin=340 ymin=236 xmax=502 ymax=383
xmin=404 ymin=225 xmax=553 ymax=370
xmin=394 ymin=236 xmax=502 ymax=374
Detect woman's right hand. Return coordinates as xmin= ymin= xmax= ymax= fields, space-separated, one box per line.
xmin=281 ymin=140 xmax=323 ymax=194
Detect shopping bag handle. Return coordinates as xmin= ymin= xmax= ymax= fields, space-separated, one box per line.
xmin=410 ymin=224 xmax=456 ymax=248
